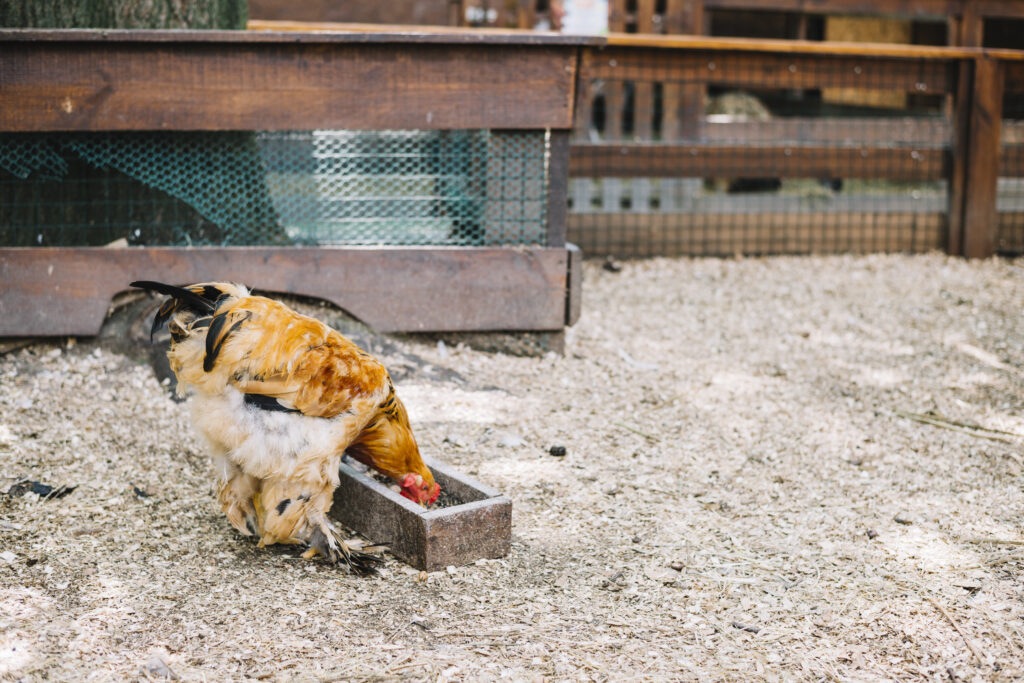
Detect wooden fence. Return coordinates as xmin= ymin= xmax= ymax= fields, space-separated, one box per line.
xmin=568 ymin=35 xmax=1024 ymax=257
xmin=453 ymin=0 xmax=1024 ymax=47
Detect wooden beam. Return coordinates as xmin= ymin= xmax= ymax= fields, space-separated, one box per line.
xmin=700 ymin=117 xmax=952 ymax=144
xmin=700 ymin=0 xmax=1024 ymax=21
xmin=700 ymin=0 xmax=961 ymax=20
xmin=586 ymin=46 xmax=957 ymax=94
xmin=5 ymin=26 xmax=599 ymax=45
xmin=0 ymin=246 xmax=572 ymax=336
xmin=961 ymin=57 xmax=1005 ymax=258
xmin=570 ymin=142 xmax=948 ymax=179
xmin=0 ymin=33 xmax=581 ymax=131
xmin=567 ymin=211 xmax=947 ymax=256
xmin=603 ymin=32 xmax=981 ymax=58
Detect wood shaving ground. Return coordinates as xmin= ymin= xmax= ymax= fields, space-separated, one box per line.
xmin=1 ymin=252 xmax=1023 ymax=680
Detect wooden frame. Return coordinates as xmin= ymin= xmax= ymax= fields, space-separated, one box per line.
xmin=0 ymin=247 xmax=575 ymax=336
xmin=0 ymin=29 xmax=588 ymax=132
xmin=0 ymin=28 xmax=589 ymax=336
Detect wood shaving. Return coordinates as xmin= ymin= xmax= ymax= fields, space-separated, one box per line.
xmin=1 ymin=252 xmax=1023 ymax=679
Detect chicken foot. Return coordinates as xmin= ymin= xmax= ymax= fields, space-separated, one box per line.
xmin=255 ymin=477 xmax=381 ymax=574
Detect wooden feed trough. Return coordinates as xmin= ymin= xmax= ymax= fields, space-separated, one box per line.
xmin=333 ymin=457 xmax=511 ymax=571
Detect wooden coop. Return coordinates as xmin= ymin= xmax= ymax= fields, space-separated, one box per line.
xmin=0 ymin=28 xmax=591 ymax=339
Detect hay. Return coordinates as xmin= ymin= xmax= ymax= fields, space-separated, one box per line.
xmin=1 ymin=252 xmax=1023 ymax=680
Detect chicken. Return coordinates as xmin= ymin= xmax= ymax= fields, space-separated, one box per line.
xmin=131 ymin=280 xmax=439 ymax=572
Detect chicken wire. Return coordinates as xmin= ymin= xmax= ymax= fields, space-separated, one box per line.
xmin=569 ymin=51 xmax=953 ymax=257
xmin=0 ymin=130 xmax=549 ymax=248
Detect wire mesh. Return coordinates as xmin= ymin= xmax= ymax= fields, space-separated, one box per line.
xmin=996 ymin=86 xmax=1024 ymax=254
xmin=569 ymin=49 xmax=953 ymax=257
xmin=0 ymin=130 xmax=550 ymax=248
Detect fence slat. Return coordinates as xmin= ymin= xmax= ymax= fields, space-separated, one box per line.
xmin=587 ymin=47 xmax=957 ymax=93
xmin=570 ymin=143 xmax=949 ymax=179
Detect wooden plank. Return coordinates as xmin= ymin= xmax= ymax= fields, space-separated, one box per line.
xmin=0 ymin=39 xmax=578 ymax=131
xmin=567 ymin=211 xmax=947 ymax=256
xmin=587 ymin=46 xmax=957 ymax=94
xmin=4 ymin=26 xmax=600 ymax=46
xmin=603 ymin=32 xmax=983 ymax=58
xmin=700 ymin=117 xmax=953 ymax=144
xmin=547 ymin=130 xmax=571 ymax=247
xmin=570 ymin=142 xmax=949 ymax=179
xmin=962 ymin=57 xmax=1005 ymax=258
xmin=0 ymin=246 xmax=571 ymax=336
xmin=701 ymin=0 xmax=960 ymax=20
xmin=701 ymin=0 xmax=1024 ymax=20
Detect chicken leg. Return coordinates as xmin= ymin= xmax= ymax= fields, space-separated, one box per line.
xmin=255 ymin=476 xmax=380 ymax=574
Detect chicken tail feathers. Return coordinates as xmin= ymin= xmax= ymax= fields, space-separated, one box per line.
xmin=131 ymin=281 xmax=218 ymax=316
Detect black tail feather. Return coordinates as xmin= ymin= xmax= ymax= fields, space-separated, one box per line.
xmin=131 ymin=281 xmax=217 ymax=316
xmin=132 ymin=281 xmax=220 ymax=341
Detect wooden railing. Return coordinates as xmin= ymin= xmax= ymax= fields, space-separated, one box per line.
xmin=567 ymin=34 xmax=1024 ymax=257
xmin=453 ymin=0 xmax=1024 ymax=47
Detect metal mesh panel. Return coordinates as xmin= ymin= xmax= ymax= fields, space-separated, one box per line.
xmin=0 ymin=130 xmax=549 ymax=248
xmin=569 ymin=50 xmax=952 ymax=257
xmin=996 ymin=88 xmax=1024 ymax=254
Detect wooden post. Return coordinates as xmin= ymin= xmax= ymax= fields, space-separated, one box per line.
xmin=516 ymin=0 xmax=534 ymax=28
xmin=959 ymin=4 xmax=984 ymax=47
xmin=602 ymin=0 xmax=628 ymax=214
xmin=947 ymin=54 xmax=971 ymax=256
xmin=451 ymin=0 xmax=466 ymax=26
xmin=547 ymin=130 xmax=571 ymax=247
xmin=660 ymin=0 xmax=704 ymax=214
xmin=961 ymin=57 xmax=1004 ymax=258
xmin=631 ymin=0 xmax=656 ymax=213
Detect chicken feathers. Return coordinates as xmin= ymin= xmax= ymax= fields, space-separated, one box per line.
xmin=132 ymin=280 xmax=439 ymax=572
